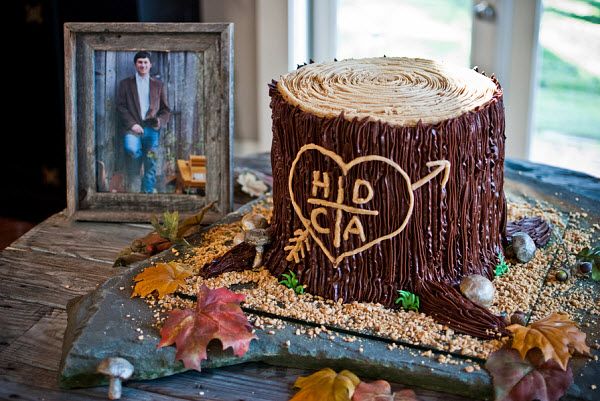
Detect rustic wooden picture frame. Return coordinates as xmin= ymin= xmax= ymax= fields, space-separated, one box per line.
xmin=64 ymin=23 xmax=233 ymax=222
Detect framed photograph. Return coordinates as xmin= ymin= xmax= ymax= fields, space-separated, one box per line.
xmin=64 ymin=23 xmax=233 ymax=222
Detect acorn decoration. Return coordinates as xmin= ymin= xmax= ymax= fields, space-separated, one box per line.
xmin=510 ymin=311 xmax=528 ymax=326
xmin=555 ymin=269 xmax=570 ymax=282
xmin=578 ymin=261 xmax=592 ymax=274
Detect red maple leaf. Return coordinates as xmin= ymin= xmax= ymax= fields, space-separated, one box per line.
xmin=157 ymin=285 xmax=256 ymax=370
xmin=485 ymin=347 xmax=573 ymax=401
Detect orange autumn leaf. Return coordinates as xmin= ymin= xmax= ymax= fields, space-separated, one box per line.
xmin=157 ymin=285 xmax=256 ymax=371
xmin=352 ymin=380 xmax=418 ymax=401
xmin=290 ymin=368 xmax=361 ymax=401
xmin=507 ymin=313 xmax=590 ymax=370
xmin=131 ymin=262 xmax=192 ymax=299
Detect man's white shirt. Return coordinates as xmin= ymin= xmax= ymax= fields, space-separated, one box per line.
xmin=136 ymin=73 xmax=150 ymax=120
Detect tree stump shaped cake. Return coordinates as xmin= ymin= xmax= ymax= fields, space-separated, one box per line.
xmin=265 ymin=58 xmax=507 ymax=338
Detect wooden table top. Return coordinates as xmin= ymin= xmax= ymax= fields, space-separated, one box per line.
xmin=1 ymin=157 xmax=597 ymax=400
xmin=0 ymin=212 xmax=481 ymax=401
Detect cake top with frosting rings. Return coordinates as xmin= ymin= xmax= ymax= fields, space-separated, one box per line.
xmin=277 ymin=57 xmax=500 ymax=126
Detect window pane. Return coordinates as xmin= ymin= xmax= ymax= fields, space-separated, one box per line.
xmin=290 ymin=0 xmax=309 ymax=70
xmin=530 ymin=0 xmax=600 ymax=177
xmin=337 ymin=0 xmax=472 ymax=66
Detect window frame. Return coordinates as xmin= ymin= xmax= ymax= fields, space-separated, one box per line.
xmin=296 ymin=0 xmax=542 ymax=159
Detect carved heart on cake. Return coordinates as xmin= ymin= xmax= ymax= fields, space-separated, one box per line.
xmin=287 ymin=144 xmax=450 ymax=266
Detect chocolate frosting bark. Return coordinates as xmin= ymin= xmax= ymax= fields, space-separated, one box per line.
xmin=265 ymin=58 xmax=507 ymax=338
xmin=506 ymin=217 xmax=552 ymax=248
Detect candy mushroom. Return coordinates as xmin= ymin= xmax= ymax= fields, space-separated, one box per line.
xmin=97 ymin=357 xmax=134 ymax=400
xmin=244 ymin=228 xmax=272 ymax=268
xmin=241 ymin=212 xmax=268 ymax=231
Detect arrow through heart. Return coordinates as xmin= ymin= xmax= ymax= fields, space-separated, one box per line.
xmin=286 ymin=144 xmax=450 ymax=266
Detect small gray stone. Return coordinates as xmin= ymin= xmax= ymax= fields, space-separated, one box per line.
xmin=511 ymin=232 xmax=536 ymax=263
xmin=460 ymin=274 xmax=495 ymax=309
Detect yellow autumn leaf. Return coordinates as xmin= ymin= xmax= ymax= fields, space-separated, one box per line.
xmin=507 ymin=312 xmax=591 ymax=370
xmin=290 ymin=368 xmax=360 ymax=401
xmin=131 ymin=262 xmax=193 ymax=299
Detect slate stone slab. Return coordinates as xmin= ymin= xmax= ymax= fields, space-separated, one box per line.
xmin=59 ymin=200 xmax=258 ymax=389
xmin=59 ymin=162 xmax=600 ymax=400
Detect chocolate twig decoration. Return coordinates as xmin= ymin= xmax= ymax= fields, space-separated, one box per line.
xmin=200 ymin=242 xmax=256 ymax=278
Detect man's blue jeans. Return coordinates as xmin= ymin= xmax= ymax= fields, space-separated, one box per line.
xmin=124 ymin=127 xmax=159 ymax=193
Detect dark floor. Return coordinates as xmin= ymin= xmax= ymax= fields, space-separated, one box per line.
xmin=0 ymin=217 xmax=35 ymax=249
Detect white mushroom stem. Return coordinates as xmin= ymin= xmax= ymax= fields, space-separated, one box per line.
xmin=96 ymin=357 xmax=133 ymax=401
xmin=108 ymin=377 xmax=122 ymax=400
xmin=253 ymin=246 xmax=264 ymax=269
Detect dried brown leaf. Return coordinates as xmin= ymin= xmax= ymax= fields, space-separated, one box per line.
xmin=507 ymin=313 xmax=590 ymax=370
xmin=131 ymin=262 xmax=192 ymax=299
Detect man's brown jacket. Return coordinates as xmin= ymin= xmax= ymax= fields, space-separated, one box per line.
xmin=116 ymin=76 xmax=171 ymax=133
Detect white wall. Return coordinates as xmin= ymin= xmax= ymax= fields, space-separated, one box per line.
xmin=202 ymin=0 xmax=257 ymax=148
xmin=202 ymin=0 xmax=289 ymax=155
xmin=256 ymin=0 xmax=289 ymax=152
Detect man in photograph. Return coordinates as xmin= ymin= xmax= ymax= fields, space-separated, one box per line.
xmin=117 ymin=51 xmax=171 ymax=193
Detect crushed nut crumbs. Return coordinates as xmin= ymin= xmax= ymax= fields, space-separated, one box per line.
xmin=138 ymin=196 xmax=598 ymax=364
